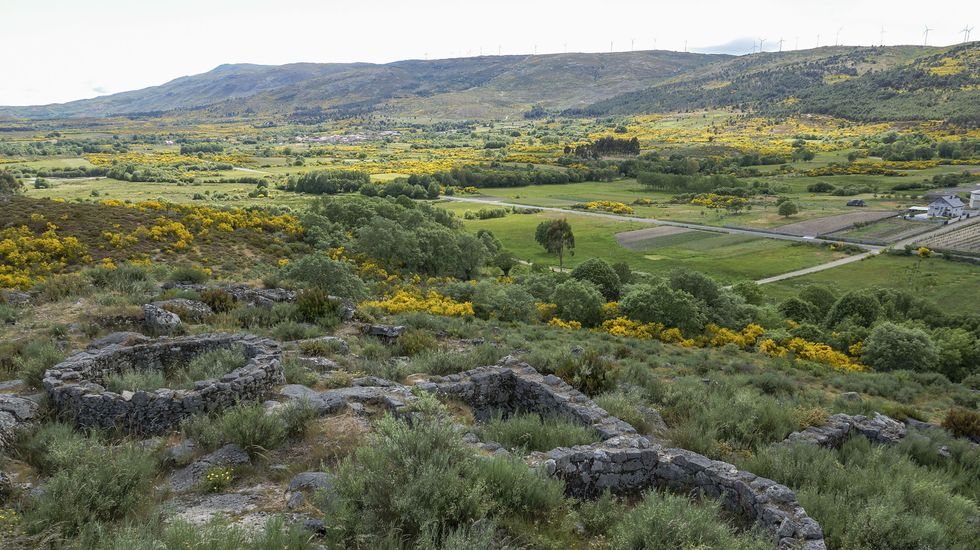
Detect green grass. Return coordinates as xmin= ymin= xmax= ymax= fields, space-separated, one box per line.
xmin=454 ymin=207 xmax=849 ymax=282
xmin=762 ymin=254 xmax=980 ymax=313
xmin=479 ymin=412 xmax=599 ymax=452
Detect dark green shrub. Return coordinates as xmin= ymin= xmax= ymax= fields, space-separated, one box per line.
xmin=200 ymin=288 xmax=235 ymax=313
xmin=619 ymin=282 xmax=706 ymax=334
xmin=555 ymin=349 xmax=615 ymax=396
xmin=294 ymin=287 xmax=340 ymax=323
xmin=863 ymin=322 xmax=939 ymax=372
xmin=942 ymin=408 xmax=980 ymax=438
xmin=168 ymin=265 xmax=210 ymax=284
xmin=551 ymin=278 xmax=603 ymax=326
xmin=281 ymin=254 xmax=367 ymax=300
xmin=570 ymin=258 xmax=621 ymax=300
xmin=396 ymin=328 xmax=439 ymax=356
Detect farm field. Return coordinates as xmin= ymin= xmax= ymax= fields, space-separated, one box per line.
xmin=827 ymin=217 xmax=939 ymax=243
xmin=770 ymin=210 xmax=898 ymax=236
xmin=916 ymin=219 xmax=980 ymax=254
xmin=762 ymin=253 xmax=980 ymax=313
xmin=442 ymin=202 xmax=852 ymax=281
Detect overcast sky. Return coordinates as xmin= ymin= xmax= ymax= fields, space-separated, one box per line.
xmin=1 ymin=0 xmax=977 ymax=106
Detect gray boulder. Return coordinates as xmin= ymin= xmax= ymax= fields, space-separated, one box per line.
xmin=143 ymin=304 xmax=181 ymax=333
xmin=152 ymin=299 xmax=213 ymax=322
xmin=0 ymin=394 xmax=39 ymax=422
xmin=364 ymin=324 xmax=405 ymax=342
xmin=169 ymin=444 xmax=249 ymax=492
xmin=288 ymin=471 xmax=334 ymax=493
xmin=87 ymin=331 xmax=149 ymax=350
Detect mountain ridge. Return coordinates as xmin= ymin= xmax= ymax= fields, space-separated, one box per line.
xmin=2 ymin=45 xmax=977 ymax=123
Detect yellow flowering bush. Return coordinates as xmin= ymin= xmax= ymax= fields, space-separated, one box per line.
xmin=0 ymin=225 xmax=90 ymax=289
xmin=0 ymin=508 xmax=21 ymax=536
xmin=548 ymin=317 xmax=583 ymax=330
xmin=201 ymin=466 xmax=234 ymax=493
xmin=572 ymin=201 xmax=635 ymax=215
xmin=361 ymin=289 xmax=474 ymax=317
xmin=536 ymin=302 xmax=558 ymax=321
xmin=706 ymin=323 xmax=765 ymax=350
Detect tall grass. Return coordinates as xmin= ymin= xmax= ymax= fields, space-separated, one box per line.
xmin=181 ymin=400 xmax=316 ymax=456
xmin=14 ymin=339 xmax=64 ymax=389
xmin=479 ymin=412 xmax=597 ymax=452
xmin=608 ymin=490 xmax=771 ymax=549
xmin=739 ymin=438 xmax=979 ymax=549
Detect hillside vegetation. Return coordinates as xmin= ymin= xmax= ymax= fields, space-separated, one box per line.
xmin=588 ymin=44 xmax=980 ymax=123
xmin=3 ymin=44 xmax=977 ymax=122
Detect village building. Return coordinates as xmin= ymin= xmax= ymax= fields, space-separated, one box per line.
xmin=927 ymin=195 xmax=964 ymax=218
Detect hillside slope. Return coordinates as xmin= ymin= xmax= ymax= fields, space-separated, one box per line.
xmin=0 ymin=51 xmax=722 ymax=120
xmin=586 ymin=44 xmax=980 ymax=123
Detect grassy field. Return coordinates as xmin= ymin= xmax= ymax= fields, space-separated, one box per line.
xmin=442 ymin=202 xmax=850 ymax=282
xmin=761 ymin=253 xmax=980 ymax=312
xmin=465 ymin=178 xmax=930 ymax=230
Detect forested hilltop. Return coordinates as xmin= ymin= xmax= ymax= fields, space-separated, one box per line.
xmin=586 ymin=44 xmax=980 ymax=124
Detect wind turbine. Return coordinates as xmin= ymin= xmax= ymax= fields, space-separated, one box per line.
xmin=631 ymin=38 xmax=635 ymax=51
xmin=880 ymin=26 xmax=886 ymax=46
xmin=816 ymin=33 xmax=821 ymax=47
xmin=835 ymin=26 xmax=843 ymax=46
xmin=777 ymin=38 xmax=785 ymax=52
xmin=962 ymin=26 xmax=974 ymax=42
xmin=923 ymin=25 xmax=933 ymax=46
xmin=759 ymin=37 xmax=766 ymax=52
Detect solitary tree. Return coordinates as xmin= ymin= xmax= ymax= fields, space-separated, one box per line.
xmin=778 ymin=201 xmax=799 ymax=217
xmin=535 ymin=219 xmax=575 ymax=270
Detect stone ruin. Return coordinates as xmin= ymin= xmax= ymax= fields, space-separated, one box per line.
xmin=418 ymin=357 xmax=828 ymax=550
xmin=43 ymin=333 xmax=284 ymax=435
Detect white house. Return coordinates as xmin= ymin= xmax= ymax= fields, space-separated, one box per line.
xmin=971 ymin=189 xmax=980 ymax=209
xmin=927 ymin=195 xmax=964 ymax=218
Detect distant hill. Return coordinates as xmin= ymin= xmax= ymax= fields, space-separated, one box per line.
xmin=586 ymin=44 xmax=980 ymax=124
xmin=1 ymin=45 xmax=977 ymax=123
xmin=0 ymin=51 xmax=722 ymax=120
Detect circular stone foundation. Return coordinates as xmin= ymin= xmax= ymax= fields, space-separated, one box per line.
xmin=44 ymin=333 xmax=284 ymax=435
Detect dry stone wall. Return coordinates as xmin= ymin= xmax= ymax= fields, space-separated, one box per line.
xmin=418 ymin=357 xmax=827 ymax=550
xmin=44 ymin=333 xmax=284 ymax=435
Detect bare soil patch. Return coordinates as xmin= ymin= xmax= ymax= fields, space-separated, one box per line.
xmin=615 ymin=226 xmax=695 ymax=249
xmin=773 ymin=211 xmax=897 ymax=236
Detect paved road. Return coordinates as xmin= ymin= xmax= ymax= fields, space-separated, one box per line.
xmin=442 ymin=196 xmax=885 ymax=251
xmin=754 ymin=216 xmax=980 ymax=284
xmin=443 ymin=195 xmax=976 ymax=285
xmin=232 ymin=166 xmax=272 ymax=175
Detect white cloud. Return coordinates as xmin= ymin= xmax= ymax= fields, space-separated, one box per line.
xmin=0 ymin=0 xmax=977 ymax=105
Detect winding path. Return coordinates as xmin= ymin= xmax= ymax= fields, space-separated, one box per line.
xmin=443 ymin=195 xmax=973 ymax=285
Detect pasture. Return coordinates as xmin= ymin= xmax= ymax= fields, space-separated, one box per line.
xmin=442 ymin=202 xmax=851 ymax=282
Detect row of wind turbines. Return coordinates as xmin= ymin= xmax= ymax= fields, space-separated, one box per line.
xmin=753 ymin=25 xmax=973 ymax=54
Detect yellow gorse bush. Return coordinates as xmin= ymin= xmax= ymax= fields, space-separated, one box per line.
xmin=0 ymin=225 xmax=90 ymax=289
xmin=361 ymin=289 xmax=474 ymax=317
xmin=573 ymin=201 xmax=635 ymax=215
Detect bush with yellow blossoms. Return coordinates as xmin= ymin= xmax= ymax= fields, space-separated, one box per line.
xmin=360 ymin=289 xmax=474 ymax=317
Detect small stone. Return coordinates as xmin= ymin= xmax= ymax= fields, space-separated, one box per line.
xmin=288 ymin=472 xmax=334 ymax=493
xmin=840 ymin=391 xmax=861 ymax=402
xmin=286 ymin=491 xmax=305 ymax=509
xmin=303 ymin=518 xmax=327 ymax=535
